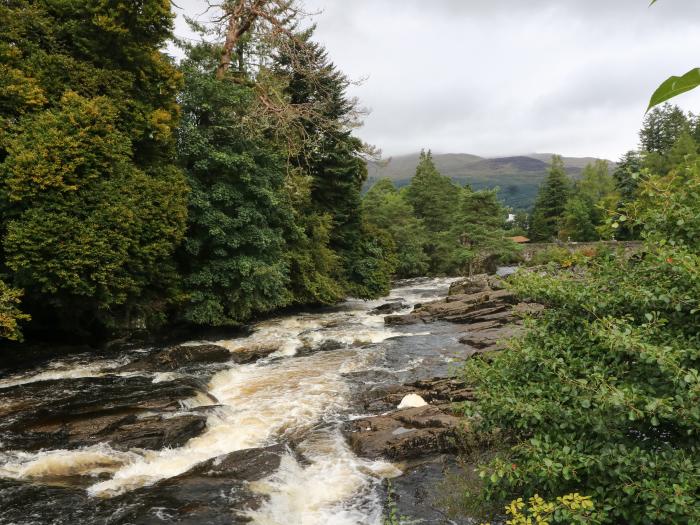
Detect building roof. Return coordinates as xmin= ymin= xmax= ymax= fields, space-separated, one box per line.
xmin=509 ymin=236 xmax=531 ymax=243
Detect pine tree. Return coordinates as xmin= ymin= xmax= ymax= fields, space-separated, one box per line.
xmin=279 ymin=38 xmax=393 ymax=298
xmin=404 ymin=150 xmax=461 ymax=233
xmin=528 ymin=155 xmax=570 ymax=241
xmin=450 ymin=188 xmax=517 ymax=275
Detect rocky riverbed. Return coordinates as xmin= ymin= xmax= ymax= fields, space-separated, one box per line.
xmin=0 ymin=274 xmax=534 ymax=524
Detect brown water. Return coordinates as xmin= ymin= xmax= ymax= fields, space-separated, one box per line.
xmin=0 ymin=278 xmax=466 ymax=525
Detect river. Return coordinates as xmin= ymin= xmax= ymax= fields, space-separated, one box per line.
xmin=0 ymin=277 xmax=469 ymax=525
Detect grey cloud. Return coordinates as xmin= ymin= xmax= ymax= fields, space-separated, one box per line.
xmin=176 ymin=0 xmax=700 ymax=159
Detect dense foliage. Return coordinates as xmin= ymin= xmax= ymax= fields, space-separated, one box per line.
xmin=363 ymin=151 xmax=517 ymax=277
xmin=0 ymin=1 xmax=394 ymax=341
xmin=0 ymin=0 xmax=188 ymax=337
xmin=462 ymin=151 xmax=700 ymax=523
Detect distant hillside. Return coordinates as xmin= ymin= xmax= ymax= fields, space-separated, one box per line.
xmin=365 ymin=153 xmax=614 ymax=210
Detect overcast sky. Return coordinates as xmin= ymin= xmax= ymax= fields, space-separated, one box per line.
xmin=172 ymin=0 xmax=700 ymax=160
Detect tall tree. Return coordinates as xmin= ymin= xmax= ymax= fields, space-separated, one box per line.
xmin=362 ymin=179 xmax=429 ymax=278
xmin=0 ymin=0 xmax=187 ymax=336
xmin=404 ymin=150 xmax=461 ymax=233
xmin=450 ymin=188 xmax=517 ymax=275
xmin=176 ymin=43 xmax=292 ymax=325
xmin=278 ymin=35 xmax=391 ymax=298
xmin=528 ymin=155 xmax=570 ymax=241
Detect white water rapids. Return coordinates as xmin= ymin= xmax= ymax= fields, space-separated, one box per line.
xmin=0 ymin=278 xmax=459 ymax=524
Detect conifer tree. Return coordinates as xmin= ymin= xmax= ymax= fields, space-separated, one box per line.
xmin=528 ymin=155 xmax=570 ymax=241
xmin=176 ymin=44 xmax=293 ymax=325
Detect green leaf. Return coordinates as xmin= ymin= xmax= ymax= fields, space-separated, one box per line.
xmin=647 ymin=68 xmax=700 ymax=111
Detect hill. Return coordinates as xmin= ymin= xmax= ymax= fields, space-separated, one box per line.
xmin=365 ymin=153 xmax=614 ymax=210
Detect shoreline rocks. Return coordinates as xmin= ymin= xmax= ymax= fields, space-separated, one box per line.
xmin=0 ymin=376 xmax=214 ymax=452
xmin=344 ymin=405 xmax=463 ymax=460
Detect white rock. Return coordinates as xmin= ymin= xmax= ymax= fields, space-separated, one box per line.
xmin=397 ymin=393 xmax=428 ymax=409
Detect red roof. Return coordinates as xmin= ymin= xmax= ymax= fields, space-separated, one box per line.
xmin=509 ymin=236 xmax=530 ymax=243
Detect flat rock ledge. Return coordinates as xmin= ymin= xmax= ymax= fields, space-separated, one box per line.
xmin=344 ymin=405 xmax=463 ymax=460
xmin=385 ymin=273 xmax=543 ymax=354
xmin=0 ymin=375 xmax=215 ymax=452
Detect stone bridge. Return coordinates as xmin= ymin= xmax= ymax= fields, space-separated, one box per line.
xmin=518 ymin=240 xmax=643 ymax=262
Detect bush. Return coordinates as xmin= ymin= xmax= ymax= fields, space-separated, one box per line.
xmin=461 ymin=161 xmax=700 ymax=524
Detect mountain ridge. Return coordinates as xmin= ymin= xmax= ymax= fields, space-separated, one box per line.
xmin=365 ymin=152 xmax=614 ymax=210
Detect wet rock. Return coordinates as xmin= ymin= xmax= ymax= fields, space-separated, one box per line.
xmin=116 ymin=444 xmax=290 ymax=524
xmin=384 ymin=313 xmax=425 ymax=326
xmin=0 ymin=446 xmax=290 ymax=525
xmin=458 ymin=324 xmax=523 ymax=351
xmin=175 ymin=444 xmax=288 ymax=481
xmin=0 ymin=376 xmax=212 ymax=452
xmin=370 ymin=301 xmax=407 ymax=315
xmin=344 ymin=405 xmax=462 ymax=460
xmin=230 ymin=343 xmax=279 ymax=364
xmin=296 ymin=339 xmax=344 ymax=357
xmin=361 ymin=377 xmax=475 ymax=413
xmin=447 ymin=274 xmax=491 ymax=296
xmin=121 ymin=344 xmax=231 ymax=372
xmin=382 ymin=455 xmax=474 ymax=525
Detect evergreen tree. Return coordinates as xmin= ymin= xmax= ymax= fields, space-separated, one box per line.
xmin=404 ymin=150 xmax=461 ymax=233
xmin=639 ymin=103 xmax=690 ymax=155
xmin=528 ymin=155 xmax=570 ymax=241
xmin=450 ymin=188 xmax=517 ymax=275
xmin=558 ymin=195 xmax=598 ymax=241
xmin=404 ymin=150 xmax=463 ymax=273
xmin=176 ymin=43 xmax=292 ymax=325
xmin=613 ymin=151 xmax=643 ymax=203
xmin=362 ymin=179 xmax=430 ymax=278
xmin=640 ymin=104 xmax=694 ymax=175
xmin=0 ymin=1 xmax=187 ymax=336
xmin=280 ymin=38 xmax=392 ymax=298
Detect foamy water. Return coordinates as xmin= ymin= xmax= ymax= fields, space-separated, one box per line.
xmin=0 ymin=277 xmax=458 ymax=523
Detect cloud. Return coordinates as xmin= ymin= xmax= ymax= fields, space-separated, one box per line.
xmin=173 ymin=0 xmax=700 ymax=160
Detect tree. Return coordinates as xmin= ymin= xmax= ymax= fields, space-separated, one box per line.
xmin=613 ymin=151 xmax=643 ymax=203
xmin=558 ymin=195 xmax=598 ymax=242
xmin=176 ymin=43 xmax=292 ymax=325
xmin=362 ymin=179 xmax=430 ymax=278
xmin=528 ymin=155 xmax=570 ymax=241
xmin=0 ymin=0 xmax=187 ymax=336
xmin=277 ymin=35 xmax=390 ymax=298
xmin=404 ymin=150 xmax=461 ymax=233
xmin=450 ymin=188 xmax=517 ymax=275
xmin=639 ymin=104 xmax=693 ymax=175
xmin=0 ymin=280 xmax=30 ymax=342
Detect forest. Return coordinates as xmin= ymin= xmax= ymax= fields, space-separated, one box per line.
xmin=0 ymin=0 xmax=396 ymax=341
xmin=1 ymin=1 xmax=699 ymax=525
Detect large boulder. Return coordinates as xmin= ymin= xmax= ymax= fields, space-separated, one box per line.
xmin=0 ymin=376 xmax=213 ymax=451
xmin=370 ymin=301 xmax=408 ymax=315
xmin=361 ymin=377 xmax=475 ymax=413
xmin=230 ymin=343 xmax=279 ymax=364
xmin=448 ymin=274 xmax=491 ymax=296
xmin=121 ymin=344 xmax=231 ymax=372
xmin=344 ymin=405 xmax=462 ymax=460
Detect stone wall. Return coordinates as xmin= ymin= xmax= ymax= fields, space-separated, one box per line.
xmin=519 ymin=240 xmax=642 ymax=262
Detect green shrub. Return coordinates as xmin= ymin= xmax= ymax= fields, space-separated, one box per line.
xmin=461 ymin=161 xmax=700 ymax=524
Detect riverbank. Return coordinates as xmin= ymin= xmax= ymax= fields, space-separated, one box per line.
xmin=0 ymin=275 xmax=532 ymax=524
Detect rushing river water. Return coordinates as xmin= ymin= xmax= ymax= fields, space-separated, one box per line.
xmin=0 ymin=278 xmax=469 ymax=525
